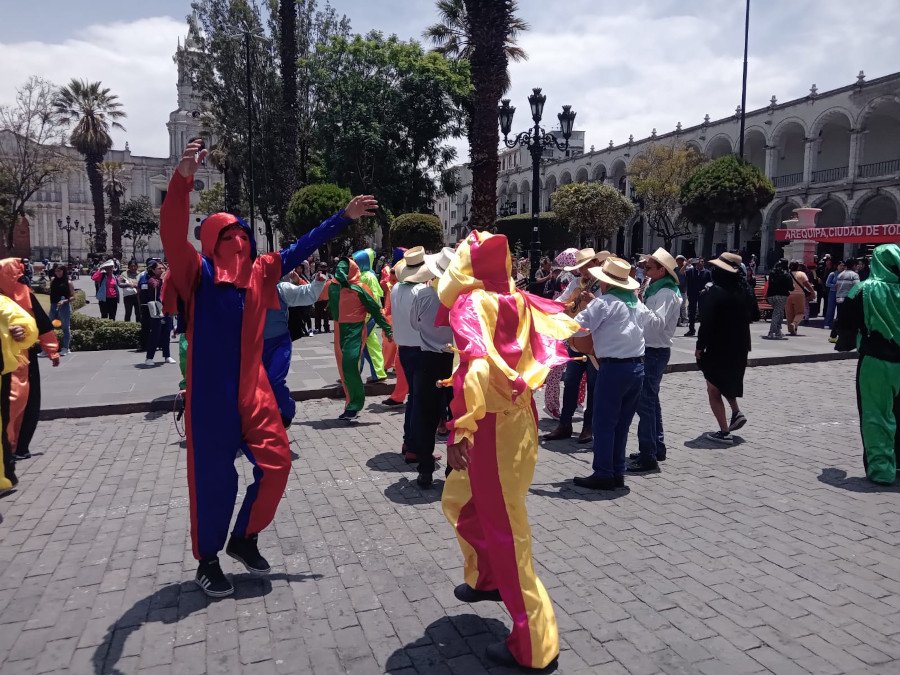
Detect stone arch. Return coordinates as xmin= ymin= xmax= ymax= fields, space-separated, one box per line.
xmin=811 ymin=195 xmax=850 ymax=258
xmin=857 ymin=97 xmax=900 ymax=174
xmin=811 ymin=109 xmax=852 ymax=182
xmin=591 ymin=163 xmax=607 ymax=182
xmin=771 ymin=119 xmax=807 ymax=185
xmin=519 ymin=179 xmax=531 ymax=213
xmin=684 ymin=140 xmax=702 ymax=155
xmin=559 ymin=170 xmax=573 ymax=186
xmin=543 ymin=174 xmax=558 ymax=212
xmin=574 ymin=166 xmax=589 ymax=183
xmin=762 ymin=197 xmax=803 ymax=267
xmin=743 ymin=127 xmax=767 ymax=173
xmin=609 ymin=159 xmax=627 ymax=193
xmin=705 ymin=134 xmax=733 ymax=159
xmin=852 ymin=190 xmax=900 ymax=225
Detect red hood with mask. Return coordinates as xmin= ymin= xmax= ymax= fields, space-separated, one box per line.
xmin=200 ymin=213 xmax=256 ymax=288
xmin=0 ymin=258 xmax=31 ymax=311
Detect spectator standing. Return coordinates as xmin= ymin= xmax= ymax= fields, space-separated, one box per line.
xmin=313 ymin=261 xmax=332 ymax=334
xmin=786 ymin=261 xmax=814 ymax=335
xmin=92 ymin=259 xmax=120 ymax=320
xmin=143 ymin=262 xmax=175 ymax=366
xmin=832 ymin=257 xmax=861 ymax=337
xmin=763 ymin=259 xmax=792 ymax=340
xmin=676 ymin=255 xmax=688 ymax=326
xmin=48 ymin=265 xmax=75 ymax=355
xmin=683 ymin=258 xmax=711 ymax=336
xmin=119 ymin=260 xmax=140 ymax=322
xmin=825 ymin=261 xmax=844 ymax=332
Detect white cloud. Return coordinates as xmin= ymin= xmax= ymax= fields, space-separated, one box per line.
xmin=0 ymin=16 xmax=185 ymax=158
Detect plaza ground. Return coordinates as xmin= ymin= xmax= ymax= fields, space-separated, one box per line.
xmin=2 ymin=360 xmax=899 ymax=674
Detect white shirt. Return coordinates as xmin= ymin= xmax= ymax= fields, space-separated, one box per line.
xmin=641 ymin=285 xmax=681 ymax=349
xmin=391 ymin=282 xmax=424 ymax=347
xmin=557 ymin=276 xmax=581 ymax=304
xmin=575 ymin=292 xmax=650 ymax=359
xmin=412 ymin=285 xmax=453 ymax=353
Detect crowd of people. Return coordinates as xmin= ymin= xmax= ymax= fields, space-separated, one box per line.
xmin=1 ymin=137 xmax=896 ymax=673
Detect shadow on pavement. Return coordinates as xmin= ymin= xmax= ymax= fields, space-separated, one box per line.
xmin=539 ymin=439 xmax=593 ymax=459
xmin=92 ymin=572 xmax=321 ymax=675
xmin=384 ymin=476 xmax=444 ymax=505
xmin=683 ymin=434 xmax=746 ymax=450
xmin=295 ymin=418 xmax=379 ymax=430
xmin=385 ymin=614 xmax=515 ymax=674
xmin=817 ymin=467 xmax=900 ymax=493
xmin=530 ymin=481 xmax=630 ymax=501
xmin=366 ymin=451 xmax=413 ymax=473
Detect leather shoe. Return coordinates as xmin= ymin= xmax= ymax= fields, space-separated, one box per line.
xmin=577 ymin=423 xmax=593 ymax=444
xmin=626 ymin=457 xmax=660 ymax=474
xmin=485 ymin=641 xmax=557 ymax=670
xmin=542 ymin=423 xmax=572 ymax=441
xmin=573 ymin=474 xmax=623 ymax=490
xmin=416 ymin=474 xmax=433 ymax=489
xmin=453 ymin=583 xmax=502 ymax=603
xmin=383 ymin=398 xmax=404 ymax=407
xmin=630 ymin=450 xmax=666 ymax=462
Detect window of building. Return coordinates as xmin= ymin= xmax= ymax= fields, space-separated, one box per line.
xmin=157 ymin=189 xmax=168 ymax=207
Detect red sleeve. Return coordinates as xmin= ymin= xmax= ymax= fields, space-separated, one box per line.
xmin=160 ymin=171 xmax=201 ymax=299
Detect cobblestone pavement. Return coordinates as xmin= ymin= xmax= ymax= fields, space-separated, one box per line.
xmin=2 ymin=360 xmax=899 ymax=674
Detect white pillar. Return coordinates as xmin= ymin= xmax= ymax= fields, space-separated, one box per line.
xmin=760 ymin=221 xmax=771 ymax=271
xmin=802 ymin=138 xmax=815 ymax=184
xmin=765 ymin=145 xmax=778 ymax=179
xmin=848 ymin=130 xmax=862 ymax=179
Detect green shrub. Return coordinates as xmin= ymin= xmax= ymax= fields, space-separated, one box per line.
xmin=62 ymin=313 xmax=142 ymax=350
xmin=391 ymin=213 xmax=444 ymax=251
xmin=71 ymin=290 xmax=86 ymax=311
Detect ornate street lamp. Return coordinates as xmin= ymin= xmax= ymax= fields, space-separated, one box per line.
xmin=56 ymin=215 xmax=80 ymax=264
xmin=499 ymin=89 xmax=576 ymax=282
xmin=80 ymin=221 xmax=96 ymax=257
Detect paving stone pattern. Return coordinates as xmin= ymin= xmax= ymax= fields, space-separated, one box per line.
xmin=1 ymin=361 xmax=899 ymax=674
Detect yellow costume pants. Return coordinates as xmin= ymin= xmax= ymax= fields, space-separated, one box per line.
xmin=441 ymin=402 xmax=559 ymax=669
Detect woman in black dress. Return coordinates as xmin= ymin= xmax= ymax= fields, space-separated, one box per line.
xmin=696 ymin=252 xmax=757 ymax=444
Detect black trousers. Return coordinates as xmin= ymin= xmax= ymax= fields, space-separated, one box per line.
xmin=314 ymin=301 xmax=330 ymax=332
xmin=411 ymin=350 xmax=454 ymax=476
xmin=123 ymin=294 xmax=139 ymax=322
xmin=99 ymin=298 xmax=118 ymax=320
xmin=1 ymin=372 xmax=13 ymax=484
xmin=398 ymin=346 xmax=421 ymax=448
xmin=688 ymin=296 xmax=700 ymax=332
xmin=16 ymin=354 xmax=41 ymax=455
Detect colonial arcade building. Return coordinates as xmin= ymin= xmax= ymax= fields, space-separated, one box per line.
xmin=436 ymin=70 xmax=900 ymax=270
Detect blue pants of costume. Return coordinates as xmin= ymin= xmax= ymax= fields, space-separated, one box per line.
xmin=263 ymin=333 xmax=296 ymax=423
xmin=560 ymin=347 xmax=597 ymax=427
xmin=636 ymin=347 xmax=670 ymax=462
xmin=591 ymin=360 xmax=645 ymax=478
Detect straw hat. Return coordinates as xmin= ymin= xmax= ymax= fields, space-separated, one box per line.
xmin=562 ymin=248 xmax=610 ymax=272
xmin=396 ymin=246 xmax=435 ymax=283
xmin=424 ymin=247 xmax=456 ymax=279
xmin=709 ymin=251 xmax=743 ymax=274
xmin=649 ymin=247 xmax=680 ymax=284
xmin=588 ymin=256 xmax=640 ymax=291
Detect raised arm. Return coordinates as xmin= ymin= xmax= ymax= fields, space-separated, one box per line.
xmin=279 ymin=195 xmax=379 ymax=275
xmin=160 ymin=141 xmax=205 ymax=296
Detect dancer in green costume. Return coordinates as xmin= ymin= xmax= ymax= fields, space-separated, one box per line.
xmin=353 ymin=248 xmax=387 ymax=381
xmin=328 ymin=257 xmax=392 ymax=420
xmin=836 ymin=244 xmax=900 ymax=485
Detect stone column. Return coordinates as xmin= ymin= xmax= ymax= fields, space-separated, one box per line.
xmin=760 ymin=221 xmax=771 ymax=271
xmin=765 ymin=145 xmax=778 ymax=179
xmin=802 ymin=138 xmax=816 ymax=184
xmin=848 ymin=129 xmax=862 ymax=180
xmin=726 ymin=223 xmax=736 ymax=250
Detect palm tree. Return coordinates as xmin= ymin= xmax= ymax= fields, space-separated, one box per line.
xmin=102 ymin=162 xmax=127 ymax=259
xmin=53 ymin=79 xmax=126 ymax=254
xmin=424 ymin=0 xmax=528 ymax=94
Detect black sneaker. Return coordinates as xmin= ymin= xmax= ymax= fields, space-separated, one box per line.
xmin=729 ymin=412 xmax=747 ymax=432
xmin=195 ymin=559 xmax=234 ymax=597
xmin=454 ymin=583 xmax=502 ymax=603
xmin=338 ymin=409 xmax=358 ymax=420
xmin=416 ymin=474 xmax=434 ymax=489
xmin=705 ymin=431 xmax=734 ymax=445
xmin=629 ymin=450 xmax=666 ymax=462
xmin=226 ymin=534 xmax=271 ymax=575
xmin=626 ymin=458 xmax=660 ymax=474
xmin=382 ymin=398 xmax=404 ymax=407
xmin=13 ymin=450 xmax=31 ymax=460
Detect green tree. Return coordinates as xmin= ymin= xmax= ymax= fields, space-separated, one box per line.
xmin=52 ymin=79 xmax=126 ymax=254
xmin=102 ymin=161 xmax=126 ymax=259
xmin=391 ymin=213 xmax=444 ymax=251
xmin=0 ymin=77 xmax=71 ymax=248
xmin=551 ymin=182 xmax=635 ymax=246
xmin=628 ymin=143 xmax=707 ymax=251
xmin=120 ymin=195 xmax=158 ymax=261
xmin=680 ymin=154 xmax=775 ymax=257
xmin=311 ymin=32 xmax=470 ymax=249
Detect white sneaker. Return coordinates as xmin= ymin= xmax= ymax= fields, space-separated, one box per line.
xmin=144 ymin=359 xmax=155 ymax=366
xmin=59 ymin=348 xmax=69 ymax=356
xmin=165 ymin=357 xmax=176 ymax=364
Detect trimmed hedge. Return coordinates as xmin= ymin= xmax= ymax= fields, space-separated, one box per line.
xmin=62 ymin=312 xmax=141 ymax=351
xmin=391 ymin=213 xmax=444 ymax=251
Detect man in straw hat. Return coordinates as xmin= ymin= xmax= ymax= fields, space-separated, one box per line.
xmin=571 ymin=256 xmax=651 ymax=491
xmin=439 ymin=231 xmax=578 ymax=670
xmin=544 ymin=248 xmax=609 ymax=443
xmin=408 ymin=247 xmax=456 ymax=488
xmin=628 ymin=248 xmax=682 ymax=473
xmin=391 ymin=247 xmax=435 ymax=462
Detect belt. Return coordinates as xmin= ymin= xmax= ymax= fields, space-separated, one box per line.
xmin=598 ymin=356 xmax=644 ymax=363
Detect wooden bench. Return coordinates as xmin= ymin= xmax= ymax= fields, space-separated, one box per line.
xmin=754 ymin=275 xmax=772 ymax=320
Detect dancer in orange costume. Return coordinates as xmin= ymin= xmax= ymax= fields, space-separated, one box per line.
xmin=439 ymin=231 xmax=578 ymax=670
xmin=380 ymin=248 xmax=408 ymax=406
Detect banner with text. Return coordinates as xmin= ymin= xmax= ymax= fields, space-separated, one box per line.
xmin=774 ymin=224 xmax=900 ymax=244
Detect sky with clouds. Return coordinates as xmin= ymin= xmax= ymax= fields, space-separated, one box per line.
xmin=1 ymin=0 xmax=897 ymax=160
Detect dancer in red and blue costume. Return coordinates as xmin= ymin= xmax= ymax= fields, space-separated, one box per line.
xmin=162 ymin=140 xmax=378 ymax=597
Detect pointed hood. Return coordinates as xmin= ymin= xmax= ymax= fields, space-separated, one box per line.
xmin=0 ymin=258 xmax=31 ymax=310
xmin=334 ymin=257 xmax=362 ymax=288
xmin=199 ymin=212 xmax=258 ymax=288
xmin=352 ymin=248 xmax=375 ymax=274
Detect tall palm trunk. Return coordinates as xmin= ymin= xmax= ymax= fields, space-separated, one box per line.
xmin=85 ymin=153 xmax=107 ymax=253
xmin=463 ymin=0 xmax=509 ymax=231
xmin=109 ymin=193 xmax=122 ymax=259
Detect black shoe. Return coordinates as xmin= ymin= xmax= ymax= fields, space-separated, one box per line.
xmin=729 ymin=411 xmax=747 ymax=432
xmin=338 ymin=409 xmax=358 ymax=420
xmin=573 ymin=474 xmax=622 ymax=490
xmin=383 ymin=398 xmax=404 ymax=407
xmin=657 ymin=449 xmax=666 ymax=462
xmin=576 ymin=423 xmax=593 ymax=444
xmin=683 ymin=330 xmax=696 ymax=337
xmin=416 ymin=474 xmax=433 ymax=489
xmin=226 ymin=534 xmax=271 ymax=575
xmin=705 ymin=431 xmax=734 ymax=445
xmin=366 ymin=376 xmax=386 ymax=384
xmin=453 ymin=583 xmax=502 ymax=603
xmin=195 ymin=559 xmax=234 ymax=597
xmin=13 ymin=450 xmax=31 ymax=460
xmin=485 ymin=641 xmax=556 ymax=670
xmin=626 ymin=457 xmax=660 ymax=474
xmin=542 ymin=423 xmax=572 ymax=441
xmin=281 ymin=416 xmax=292 ymax=429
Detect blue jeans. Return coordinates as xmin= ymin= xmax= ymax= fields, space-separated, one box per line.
xmin=636 ymin=347 xmax=670 ymax=461
xmin=397 ymin=346 xmax=421 ymax=448
xmin=824 ymin=290 xmax=837 ymax=328
xmin=591 ymin=360 xmax=645 ymax=478
xmin=263 ymin=333 xmax=295 ymax=422
xmin=359 ymin=317 xmax=377 ymax=379
xmin=49 ymin=301 xmax=71 ymax=350
xmin=560 ymin=347 xmax=597 ymax=426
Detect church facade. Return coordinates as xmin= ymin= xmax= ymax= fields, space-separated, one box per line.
xmin=25 ymin=34 xmax=222 ymax=262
